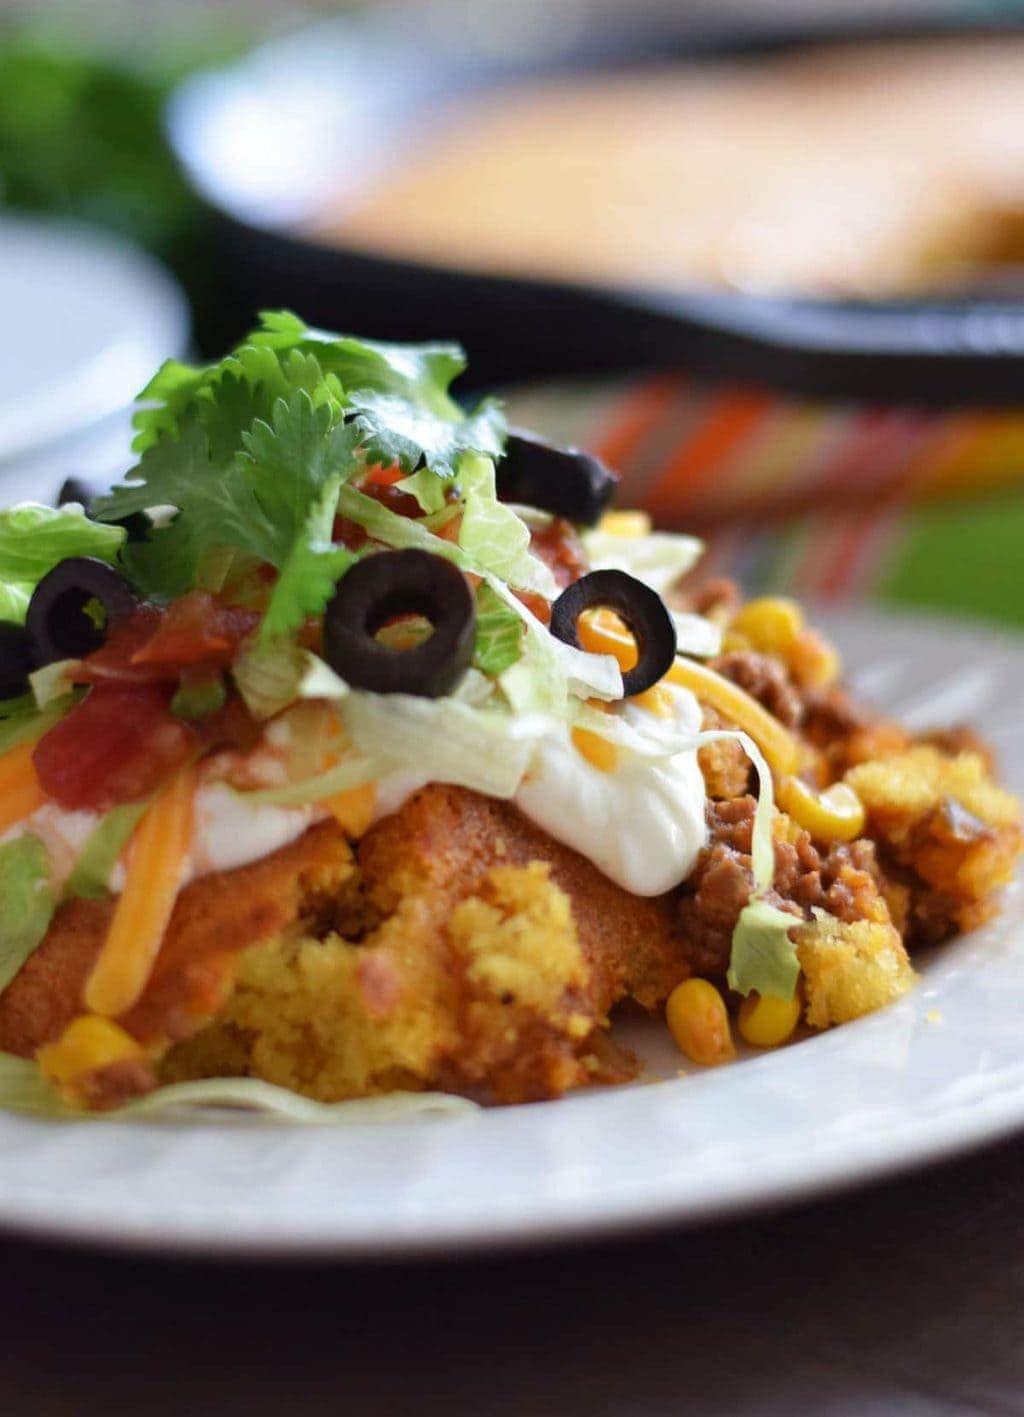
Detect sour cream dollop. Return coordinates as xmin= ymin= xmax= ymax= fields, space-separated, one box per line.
xmin=514 ymin=684 xmax=707 ymax=896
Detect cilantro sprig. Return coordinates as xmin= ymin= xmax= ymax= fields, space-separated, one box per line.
xmin=95 ymin=311 xmax=507 ymax=641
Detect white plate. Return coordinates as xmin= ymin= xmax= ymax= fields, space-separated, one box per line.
xmin=0 ymin=607 xmax=1021 ymax=1260
xmin=0 ymin=215 xmax=189 ymax=466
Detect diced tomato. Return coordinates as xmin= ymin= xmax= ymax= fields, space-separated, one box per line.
xmin=529 ymin=517 xmax=588 ymax=589
xmin=75 ymin=595 xmax=258 ymax=686
xmin=514 ymin=589 xmax=552 ymax=625
xmin=33 ymin=683 xmax=198 ymax=812
xmin=129 ymin=593 xmax=258 ymax=671
xmin=362 ymin=463 xmax=404 ymax=488
xmin=333 ymin=516 xmax=368 ymax=552
xmin=196 ymin=693 xmax=263 ymax=757
xmin=74 ymin=607 xmax=165 ymax=685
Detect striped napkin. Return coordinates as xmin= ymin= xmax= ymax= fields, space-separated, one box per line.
xmin=503 ymin=376 xmax=1024 ymax=629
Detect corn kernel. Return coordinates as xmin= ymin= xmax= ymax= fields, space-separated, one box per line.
xmin=37 ymin=1015 xmax=144 ymax=1089
xmin=730 ymin=597 xmax=805 ymax=656
xmin=665 ymin=979 xmax=736 ymax=1066
xmin=738 ymin=991 xmax=802 ymax=1048
xmin=720 ymin=630 xmax=752 ymax=655
xmin=577 ymin=608 xmax=637 ymax=672
xmin=633 ymin=682 xmax=674 ymax=718
xmin=598 ymin=509 xmax=651 ymax=538
xmin=788 ymin=628 xmax=841 ymax=689
xmin=777 ymin=776 xmax=866 ymax=844
xmin=571 ymin=726 xmax=618 ymax=773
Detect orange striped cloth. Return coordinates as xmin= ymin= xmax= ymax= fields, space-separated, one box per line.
xmin=503 ymin=375 xmax=1024 ymax=626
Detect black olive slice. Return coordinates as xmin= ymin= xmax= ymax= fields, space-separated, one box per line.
xmin=549 ymin=569 xmax=676 ymax=698
xmin=322 ymin=549 xmax=475 ymax=698
xmin=26 ymin=557 xmax=139 ymax=666
xmin=57 ymin=478 xmax=149 ymax=543
xmin=495 ymin=428 xmax=617 ymax=527
xmin=0 ymin=621 xmax=34 ymax=700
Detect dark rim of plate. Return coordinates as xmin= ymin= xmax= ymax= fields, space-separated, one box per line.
xmin=168 ymin=4 xmax=1024 ymax=405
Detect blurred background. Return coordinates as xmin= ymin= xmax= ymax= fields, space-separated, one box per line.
xmin=2 ymin=0 xmax=1024 ymax=626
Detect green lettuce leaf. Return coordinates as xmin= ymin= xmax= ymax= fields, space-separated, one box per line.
xmin=726 ymin=897 xmax=801 ymax=1001
xmin=0 ymin=1051 xmax=477 ymax=1123
xmin=64 ymin=799 xmax=149 ymax=901
xmin=694 ymin=727 xmax=805 ymax=1002
xmin=0 ymin=1053 xmax=81 ymax=1119
xmin=473 ymin=582 xmax=524 ymax=675
xmin=232 ymin=642 xmax=347 ymax=721
xmin=581 ymin=527 xmax=703 ymax=595
xmin=0 ymin=504 xmax=124 ymax=622
xmin=0 ymin=835 xmax=55 ymax=992
xmin=457 ymin=455 xmax=556 ymax=596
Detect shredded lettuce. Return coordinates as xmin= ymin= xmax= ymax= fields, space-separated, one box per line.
xmin=694 ymin=727 xmax=801 ymax=1002
xmin=0 ymin=835 xmax=55 ymax=992
xmin=486 ymin=575 xmax=622 ymax=713
xmin=29 ymin=658 xmax=79 ymax=710
xmin=0 ymin=1052 xmax=477 ymax=1123
xmin=396 ymin=467 xmax=448 ymax=514
xmin=670 ymin=612 xmax=723 ymax=659
xmin=457 ymin=454 xmax=556 ymax=596
xmin=341 ymin=690 xmax=548 ymax=801
xmin=581 ymin=527 xmax=703 ymax=595
xmin=236 ymin=753 xmax=375 ymax=809
xmin=727 ymin=896 xmax=802 ymax=1001
xmin=64 ymin=799 xmax=149 ymax=901
xmin=473 ymin=583 xmax=524 ymax=676
xmin=0 ymin=583 xmax=30 ymax=623
xmin=233 ymin=642 xmax=348 ymax=720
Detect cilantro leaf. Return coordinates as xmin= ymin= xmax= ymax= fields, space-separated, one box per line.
xmin=349 ymin=391 xmax=504 ymax=479
xmin=100 ymin=390 xmax=362 ymax=628
xmin=96 ymin=414 xmax=280 ymax=598
xmin=249 ymin=310 xmax=466 ymax=416
xmin=473 ymin=583 xmax=524 ymax=675
xmin=98 ymin=314 xmax=508 ymax=642
xmin=260 ymin=477 xmax=356 ymax=643
xmin=727 ymin=897 xmax=802 ymax=1000
xmin=0 ymin=835 xmax=55 ymax=993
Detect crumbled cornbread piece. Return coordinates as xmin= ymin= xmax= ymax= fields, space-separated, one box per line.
xmin=794 ymin=910 xmax=917 ymax=1028
xmin=451 ymin=862 xmax=586 ymax=1022
xmin=846 ymin=747 xmax=1022 ymax=940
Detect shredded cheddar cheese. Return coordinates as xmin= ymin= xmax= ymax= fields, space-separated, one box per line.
xmin=0 ymin=740 xmax=47 ymax=833
xmin=85 ymin=767 xmax=196 ymax=1018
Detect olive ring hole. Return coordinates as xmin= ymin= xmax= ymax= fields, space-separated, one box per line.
xmin=549 ymin=569 xmax=677 ymax=698
xmin=323 ymin=550 xmax=476 ymax=698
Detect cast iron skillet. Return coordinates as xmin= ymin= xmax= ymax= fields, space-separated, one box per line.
xmin=167 ymin=1 xmax=1024 ymax=401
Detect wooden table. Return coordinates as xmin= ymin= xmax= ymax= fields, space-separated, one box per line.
xmin=2 ymin=1131 xmax=1022 ymax=1416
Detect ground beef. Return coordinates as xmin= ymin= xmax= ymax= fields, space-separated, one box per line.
xmin=802 ymin=684 xmax=910 ymax=774
xmin=686 ymin=577 xmax=742 ymax=619
xmin=676 ymin=796 xmax=892 ymax=978
xmin=711 ymin=650 xmax=804 ymax=729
